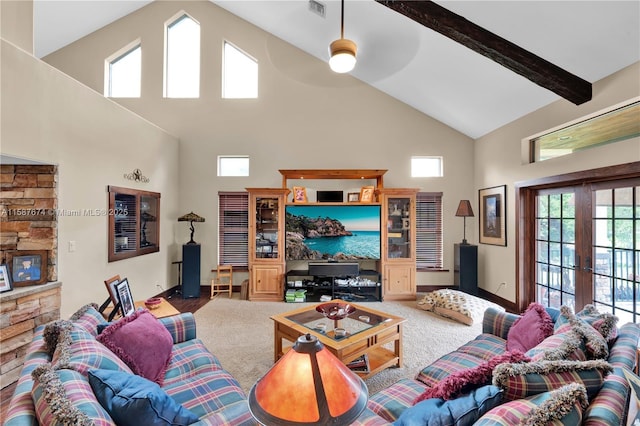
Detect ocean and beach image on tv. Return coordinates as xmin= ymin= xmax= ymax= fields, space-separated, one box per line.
xmin=285 ymin=205 xmax=381 ymax=260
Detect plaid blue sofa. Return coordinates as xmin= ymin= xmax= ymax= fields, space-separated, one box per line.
xmin=4 ymin=305 xmax=255 ymax=425
xmin=353 ymin=307 xmax=640 ymax=425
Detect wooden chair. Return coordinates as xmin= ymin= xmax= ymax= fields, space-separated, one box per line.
xmin=210 ymin=265 xmax=233 ymax=299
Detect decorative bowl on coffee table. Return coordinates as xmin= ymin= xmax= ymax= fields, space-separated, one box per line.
xmin=145 ymin=297 xmax=162 ymax=310
xmin=316 ymin=302 xmax=355 ymax=328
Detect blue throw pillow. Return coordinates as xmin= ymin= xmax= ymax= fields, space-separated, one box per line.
xmin=393 ymin=385 xmax=503 ymax=426
xmin=88 ymin=369 xmax=199 ymax=426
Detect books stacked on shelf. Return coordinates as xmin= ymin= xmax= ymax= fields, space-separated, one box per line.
xmin=319 ymin=294 xmax=332 ymax=302
xmin=286 ymin=288 xmax=307 ymax=303
xmin=346 ymin=354 xmax=370 ymax=373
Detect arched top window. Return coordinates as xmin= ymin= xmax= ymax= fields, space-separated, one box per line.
xmin=105 ymin=41 xmax=141 ymax=98
xmin=165 ymin=13 xmax=200 ymax=98
xmin=223 ymin=41 xmax=258 ymax=99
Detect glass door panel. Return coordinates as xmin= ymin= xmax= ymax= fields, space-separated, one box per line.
xmin=592 ymin=184 xmax=639 ymax=323
xmin=535 ymin=191 xmax=576 ymax=310
xmin=387 ymin=197 xmax=412 ymax=259
xmin=255 ymin=197 xmax=279 ymax=259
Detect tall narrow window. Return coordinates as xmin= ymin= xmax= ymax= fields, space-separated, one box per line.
xmin=223 ymin=41 xmax=258 ymax=99
xmin=219 ymin=192 xmax=249 ymax=267
xmin=106 ymin=43 xmax=141 ymax=98
xmin=165 ymin=13 xmax=200 ymax=98
xmin=416 ymin=192 xmax=443 ymax=269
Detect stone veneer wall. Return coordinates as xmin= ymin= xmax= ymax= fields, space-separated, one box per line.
xmin=0 ymin=164 xmax=58 ymax=282
xmin=0 ymin=281 xmax=61 ymax=388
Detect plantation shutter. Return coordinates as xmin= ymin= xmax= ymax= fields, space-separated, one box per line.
xmin=218 ymin=192 xmax=249 ymax=268
xmin=416 ymin=192 xmax=443 ymax=269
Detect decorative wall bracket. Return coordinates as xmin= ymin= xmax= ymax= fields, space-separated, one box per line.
xmin=124 ymin=168 xmax=149 ymax=183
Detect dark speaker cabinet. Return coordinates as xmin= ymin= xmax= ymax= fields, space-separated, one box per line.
xmin=454 ymin=244 xmax=478 ymax=295
xmin=182 ymin=244 xmax=201 ymax=298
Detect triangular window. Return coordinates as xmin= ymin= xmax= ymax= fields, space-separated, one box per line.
xmin=223 ymin=41 xmax=258 ymax=99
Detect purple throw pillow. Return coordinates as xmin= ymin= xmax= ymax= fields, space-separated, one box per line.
xmin=506 ymin=302 xmax=554 ymax=353
xmin=97 ymin=310 xmax=173 ymax=385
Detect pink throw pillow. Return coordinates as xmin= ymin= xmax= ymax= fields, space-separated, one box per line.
xmin=506 ymin=303 xmax=554 ymax=352
xmin=414 ymin=350 xmax=530 ymax=403
xmin=97 ymin=310 xmax=173 ymax=385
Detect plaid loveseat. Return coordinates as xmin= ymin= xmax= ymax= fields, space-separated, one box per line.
xmin=4 ymin=305 xmax=255 ymax=425
xmin=353 ymin=307 xmax=640 ymax=425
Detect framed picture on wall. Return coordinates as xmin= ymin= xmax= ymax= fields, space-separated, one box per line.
xmin=0 ymin=264 xmax=13 ymax=293
xmin=6 ymin=250 xmax=48 ymax=286
xmin=479 ymin=185 xmax=507 ymax=246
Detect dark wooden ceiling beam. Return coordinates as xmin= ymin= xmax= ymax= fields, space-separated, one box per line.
xmin=375 ymin=0 xmax=592 ymax=105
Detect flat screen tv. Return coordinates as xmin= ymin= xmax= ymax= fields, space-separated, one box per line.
xmin=285 ymin=205 xmax=381 ymax=261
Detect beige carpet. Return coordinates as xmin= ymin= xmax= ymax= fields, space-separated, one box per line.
xmin=193 ymin=296 xmax=485 ymax=396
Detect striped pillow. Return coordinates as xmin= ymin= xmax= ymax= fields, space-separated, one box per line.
xmin=31 ymin=364 xmax=114 ymax=426
xmin=492 ymin=359 xmax=613 ymax=401
xmin=476 ymin=383 xmax=588 ymax=426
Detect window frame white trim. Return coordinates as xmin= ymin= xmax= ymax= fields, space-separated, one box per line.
xmin=163 ymin=10 xmax=201 ymax=99
xmin=411 ymin=156 xmax=443 ymax=178
xmin=104 ymin=39 xmax=142 ymax=98
xmin=222 ymin=40 xmax=258 ymax=99
xmin=218 ymin=155 xmax=250 ymax=177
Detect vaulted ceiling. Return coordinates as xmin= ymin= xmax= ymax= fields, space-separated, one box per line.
xmin=33 ymin=1 xmax=640 ymax=138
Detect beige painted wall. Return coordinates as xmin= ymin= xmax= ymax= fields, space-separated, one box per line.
xmin=1 ymin=39 xmax=180 ymax=317
xmin=475 ymin=62 xmax=640 ymax=303
xmin=43 ymin=0 xmax=476 ymax=288
xmin=0 ymin=0 xmax=33 ymax=54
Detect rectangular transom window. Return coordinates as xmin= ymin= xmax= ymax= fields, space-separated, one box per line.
xmin=218 ymin=156 xmax=249 ymax=177
xmin=528 ymin=98 xmax=640 ymax=163
xmin=411 ymin=156 xmax=443 ymax=177
xmin=223 ymin=41 xmax=258 ymax=99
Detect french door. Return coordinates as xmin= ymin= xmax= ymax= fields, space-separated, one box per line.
xmin=518 ymin=163 xmax=640 ymax=323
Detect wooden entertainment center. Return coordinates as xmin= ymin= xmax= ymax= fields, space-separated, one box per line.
xmin=247 ymin=169 xmax=418 ymax=302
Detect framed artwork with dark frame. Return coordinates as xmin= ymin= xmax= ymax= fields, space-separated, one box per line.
xmin=115 ymin=278 xmax=135 ymax=316
xmin=479 ymin=185 xmax=507 ymax=246
xmin=0 ymin=264 xmax=13 ymax=293
xmin=6 ymin=250 xmax=48 ymax=286
xmin=347 ymin=192 xmax=360 ymax=202
xmin=359 ymin=186 xmax=375 ymax=203
xmin=292 ymin=186 xmax=308 ymax=203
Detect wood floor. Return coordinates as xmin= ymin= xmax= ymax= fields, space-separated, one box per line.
xmin=0 ymin=285 xmax=216 ymax=421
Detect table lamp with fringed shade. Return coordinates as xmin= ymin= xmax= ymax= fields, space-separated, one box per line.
xmin=248 ymin=333 xmax=368 ymax=425
xmin=455 ymin=200 xmax=474 ymax=245
xmin=177 ymin=212 xmax=205 ymax=245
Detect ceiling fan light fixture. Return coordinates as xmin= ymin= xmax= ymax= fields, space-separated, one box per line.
xmin=329 ymin=38 xmax=357 ymax=73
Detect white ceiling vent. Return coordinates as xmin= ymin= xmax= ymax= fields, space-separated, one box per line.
xmin=308 ymin=0 xmax=325 ymax=18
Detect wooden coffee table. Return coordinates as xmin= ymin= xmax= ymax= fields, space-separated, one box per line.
xmin=271 ymin=301 xmax=405 ymax=379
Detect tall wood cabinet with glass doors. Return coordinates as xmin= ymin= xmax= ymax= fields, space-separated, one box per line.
xmin=247 ymin=188 xmax=289 ymax=301
xmin=380 ymin=188 xmax=419 ymax=300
